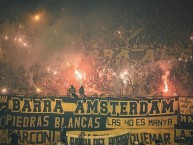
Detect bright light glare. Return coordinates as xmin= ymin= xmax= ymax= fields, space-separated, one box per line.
xmin=1 ymin=88 xmax=7 ymax=94
xmin=47 ymin=67 xmax=50 ymax=71
xmin=34 ymin=14 xmax=40 ymax=21
xmin=120 ymin=71 xmax=128 ymax=79
xmin=190 ymin=35 xmax=193 ymax=41
xmin=67 ymin=62 xmax=70 ymax=66
xmin=163 ymin=71 xmax=170 ymax=93
xmin=36 ymin=87 xmax=41 ymax=93
xmin=163 ymin=80 xmax=168 ymax=92
xmin=53 ymin=70 xmax=57 ymax=75
xmin=23 ymin=43 xmax=27 ymax=46
xmin=5 ymin=35 xmax=8 ymax=40
xmin=75 ymin=69 xmax=82 ymax=80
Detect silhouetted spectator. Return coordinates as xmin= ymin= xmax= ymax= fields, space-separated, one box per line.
xmin=68 ymin=85 xmax=79 ymax=99
xmin=79 ymin=86 xmax=86 ymax=98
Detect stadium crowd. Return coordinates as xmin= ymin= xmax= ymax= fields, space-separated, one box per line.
xmin=0 ymin=0 xmax=193 ymax=97
xmin=0 ymin=53 xmax=193 ymax=97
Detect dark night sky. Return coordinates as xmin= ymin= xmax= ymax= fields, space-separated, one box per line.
xmin=1 ymin=0 xmax=193 ymax=23
xmin=0 ymin=0 xmax=193 ymax=61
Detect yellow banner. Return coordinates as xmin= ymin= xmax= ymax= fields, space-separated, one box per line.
xmin=67 ymin=129 xmax=176 ymax=145
xmin=0 ymin=129 xmax=8 ymax=144
xmin=106 ymin=116 xmax=177 ymax=129
xmin=179 ymin=97 xmax=193 ymax=115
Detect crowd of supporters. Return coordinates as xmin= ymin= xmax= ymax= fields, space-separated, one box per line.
xmin=0 ymin=55 xmax=193 ymax=97
xmin=0 ymin=0 xmax=193 ymax=97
